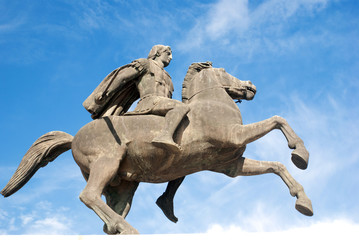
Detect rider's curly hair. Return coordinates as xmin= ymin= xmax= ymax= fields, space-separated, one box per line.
xmin=147 ymin=45 xmax=171 ymax=60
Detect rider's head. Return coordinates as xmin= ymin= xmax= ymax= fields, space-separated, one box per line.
xmin=148 ymin=45 xmax=172 ymax=67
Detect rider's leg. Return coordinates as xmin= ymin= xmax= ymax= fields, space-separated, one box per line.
xmin=156 ymin=176 xmax=185 ymax=223
xmin=150 ymin=99 xmax=189 ymax=221
xmin=151 ymin=100 xmax=190 ymax=152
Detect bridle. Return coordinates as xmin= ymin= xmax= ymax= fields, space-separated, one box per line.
xmin=185 ymin=85 xmax=245 ymax=102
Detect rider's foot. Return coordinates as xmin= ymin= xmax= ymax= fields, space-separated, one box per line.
xmin=152 ymin=136 xmax=182 ymax=153
xmin=156 ymin=194 xmax=178 ymax=223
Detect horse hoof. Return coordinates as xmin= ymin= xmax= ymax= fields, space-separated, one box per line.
xmin=121 ymin=228 xmax=140 ymax=235
xmin=291 ymin=146 xmax=309 ymax=170
xmin=103 ymin=224 xmax=110 ymax=234
xmin=295 ymin=197 xmax=313 ymax=216
xmin=103 ymin=223 xmax=139 ymax=235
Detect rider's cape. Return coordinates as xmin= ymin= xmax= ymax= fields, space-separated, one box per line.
xmin=83 ymin=59 xmax=147 ymax=119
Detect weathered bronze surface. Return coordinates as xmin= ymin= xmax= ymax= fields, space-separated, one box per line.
xmin=1 ymin=45 xmax=312 ymax=234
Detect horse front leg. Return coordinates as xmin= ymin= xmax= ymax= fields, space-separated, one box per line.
xmin=215 ymin=157 xmax=313 ymax=216
xmin=231 ymin=116 xmax=309 ymax=169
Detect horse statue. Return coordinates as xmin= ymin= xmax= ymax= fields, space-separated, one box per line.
xmin=1 ymin=62 xmax=313 ymax=234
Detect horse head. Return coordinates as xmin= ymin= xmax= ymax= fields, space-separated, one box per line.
xmin=182 ymin=62 xmax=256 ymax=104
xmin=216 ymin=68 xmax=256 ymax=102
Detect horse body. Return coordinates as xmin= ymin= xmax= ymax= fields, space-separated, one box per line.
xmin=72 ymin=87 xmax=244 ymax=183
xmin=1 ymin=64 xmax=313 ymax=235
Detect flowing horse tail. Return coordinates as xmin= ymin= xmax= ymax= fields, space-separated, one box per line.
xmin=1 ymin=131 xmax=73 ymax=197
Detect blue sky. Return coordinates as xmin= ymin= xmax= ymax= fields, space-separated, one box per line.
xmin=0 ymin=0 xmax=358 ymax=236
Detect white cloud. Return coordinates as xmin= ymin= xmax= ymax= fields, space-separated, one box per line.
xmin=178 ymin=0 xmax=331 ymax=58
xmin=252 ymin=0 xmax=328 ymax=24
xmin=207 ymin=218 xmax=359 ymax=239
xmin=0 ymin=155 xmax=85 ymax=234
xmin=26 ymin=216 xmax=73 ymax=235
xmin=0 ymin=209 xmax=8 ymax=221
xmin=20 ymin=214 xmax=35 ymax=226
xmin=77 ymin=0 xmax=115 ymax=31
xmin=204 ymin=0 xmax=249 ymax=40
xmin=0 ymin=216 xmax=17 ymax=234
xmin=179 ymin=0 xmax=249 ymax=49
xmin=0 ymin=200 xmax=76 ymax=234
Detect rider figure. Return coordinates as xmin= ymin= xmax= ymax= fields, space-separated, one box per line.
xmin=84 ymin=45 xmax=189 ymax=152
xmin=83 ymin=44 xmax=187 ymax=222
xmin=124 ymin=45 xmax=190 ymax=152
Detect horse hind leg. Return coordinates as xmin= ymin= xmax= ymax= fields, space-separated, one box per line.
xmin=218 ymin=157 xmax=313 ymax=216
xmin=78 ymin=147 xmax=139 ymax=234
xmin=232 ymin=116 xmax=309 ymax=169
xmin=103 ymin=180 xmax=139 ymax=234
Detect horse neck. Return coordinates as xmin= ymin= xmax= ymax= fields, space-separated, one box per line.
xmin=183 ymin=69 xmax=236 ymax=106
xmin=188 ymin=87 xmax=236 ymax=106
xmin=184 ymin=71 xmax=243 ymax=125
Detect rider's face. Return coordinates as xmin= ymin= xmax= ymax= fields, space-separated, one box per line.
xmin=158 ymin=49 xmax=172 ymax=67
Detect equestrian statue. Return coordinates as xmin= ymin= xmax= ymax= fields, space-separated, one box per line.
xmin=1 ymin=45 xmax=313 ymax=234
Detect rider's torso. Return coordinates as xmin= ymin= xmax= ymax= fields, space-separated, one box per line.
xmin=136 ymin=60 xmax=173 ymax=99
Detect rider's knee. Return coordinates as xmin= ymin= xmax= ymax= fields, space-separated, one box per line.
xmin=170 ymin=103 xmax=189 ymax=115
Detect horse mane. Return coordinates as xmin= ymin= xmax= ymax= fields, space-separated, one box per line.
xmin=182 ymin=61 xmax=213 ymax=103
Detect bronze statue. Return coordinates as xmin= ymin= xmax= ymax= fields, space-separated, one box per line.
xmin=1 ymin=46 xmax=313 ymax=235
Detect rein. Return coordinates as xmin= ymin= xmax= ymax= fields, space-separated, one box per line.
xmin=185 ymin=86 xmax=225 ymax=101
xmin=185 ymin=85 xmax=240 ymax=101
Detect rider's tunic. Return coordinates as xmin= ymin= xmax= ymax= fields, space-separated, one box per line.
xmin=126 ymin=58 xmax=175 ymax=116
xmin=83 ymin=58 xmax=175 ymax=118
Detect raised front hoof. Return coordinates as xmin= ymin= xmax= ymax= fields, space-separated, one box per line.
xmin=291 ymin=147 xmax=309 ymax=170
xmin=103 ymin=223 xmax=139 ymax=235
xmin=156 ymin=195 xmax=178 ymax=223
xmin=295 ymin=198 xmax=313 ymax=217
xmin=152 ymin=138 xmax=182 ymax=154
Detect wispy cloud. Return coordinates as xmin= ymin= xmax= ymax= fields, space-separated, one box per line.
xmin=178 ymin=0 xmax=330 ymax=59
xmin=0 ymin=18 xmax=26 ymax=33
xmin=203 ymin=0 xmax=249 ymax=41
xmin=0 ymin=157 xmax=83 ymax=234
xmin=76 ymin=0 xmax=130 ymax=32
xmin=26 ymin=216 xmax=73 ymax=234
xmin=178 ymin=0 xmax=249 ymax=50
xmin=17 ymin=201 xmax=74 ymax=234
